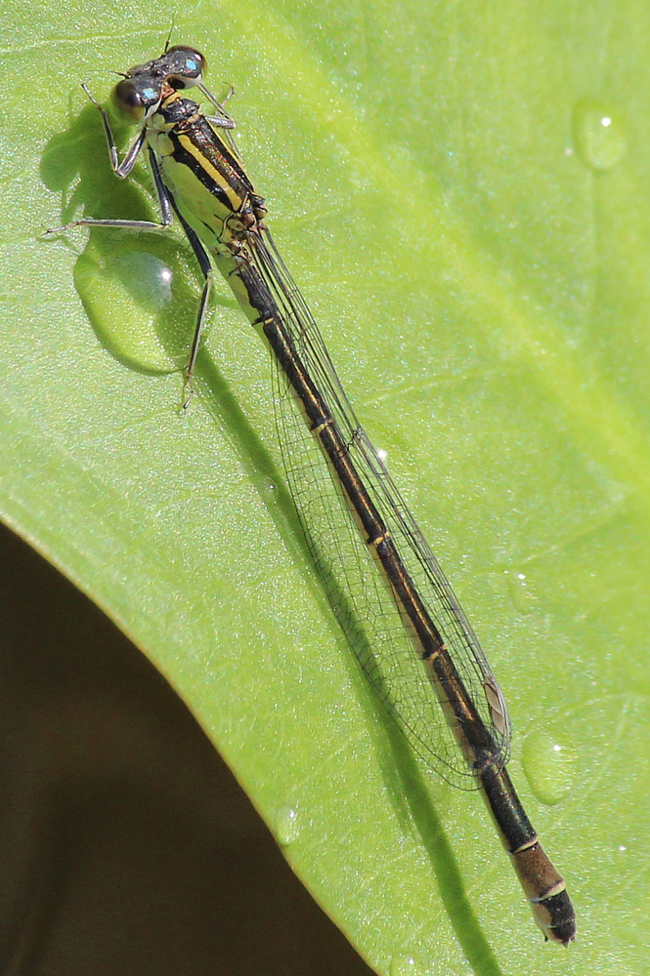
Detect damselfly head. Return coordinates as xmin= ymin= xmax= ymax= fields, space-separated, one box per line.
xmin=110 ymin=46 xmax=206 ymax=123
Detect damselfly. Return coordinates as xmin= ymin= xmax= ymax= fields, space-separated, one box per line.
xmin=48 ymin=45 xmax=576 ymax=945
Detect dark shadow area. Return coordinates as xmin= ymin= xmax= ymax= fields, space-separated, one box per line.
xmin=0 ymin=521 xmax=375 ymax=976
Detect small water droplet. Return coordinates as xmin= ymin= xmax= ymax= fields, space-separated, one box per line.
xmin=521 ymin=731 xmax=575 ymax=805
xmin=275 ymin=806 xmax=301 ymax=846
xmin=504 ymin=569 xmax=536 ymax=614
xmin=74 ymin=239 xmax=183 ymax=373
xmin=390 ymin=954 xmax=426 ymax=976
xmin=572 ymin=99 xmax=627 ymax=172
xmin=248 ymin=474 xmax=279 ymax=503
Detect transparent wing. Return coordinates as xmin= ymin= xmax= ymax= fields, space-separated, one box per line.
xmin=245 ymin=226 xmax=511 ymax=789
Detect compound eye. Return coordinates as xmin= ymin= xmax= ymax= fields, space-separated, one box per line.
xmin=164 ymin=45 xmax=207 ymax=88
xmin=112 ymin=80 xmax=145 ymax=121
xmin=112 ymin=79 xmax=160 ymax=121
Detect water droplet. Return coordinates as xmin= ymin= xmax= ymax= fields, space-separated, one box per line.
xmin=504 ymin=569 xmax=536 ymax=614
xmin=249 ymin=474 xmax=278 ymax=502
xmin=74 ymin=239 xmax=184 ymax=373
xmin=521 ymin=731 xmax=575 ymax=805
xmin=390 ymin=954 xmax=426 ymax=976
xmin=572 ymin=99 xmax=627 ymax=172
xmin=275 ymin=806 xmax=301 ymax=846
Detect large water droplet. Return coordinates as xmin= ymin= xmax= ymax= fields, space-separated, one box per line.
xmin=521 ymin=731 xmax=575 ymax=805
xmin=572 ymin=99 xmax=627 ymax=172
xmin=74 ymin=239 xmax=183 ymax=373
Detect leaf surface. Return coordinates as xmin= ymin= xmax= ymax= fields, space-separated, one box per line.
xmin=1 ymin=3 xmax=648 ymax=973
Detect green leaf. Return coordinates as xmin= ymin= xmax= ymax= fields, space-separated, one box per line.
xmin=2 ymin=2 xmax=647 ymax=973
